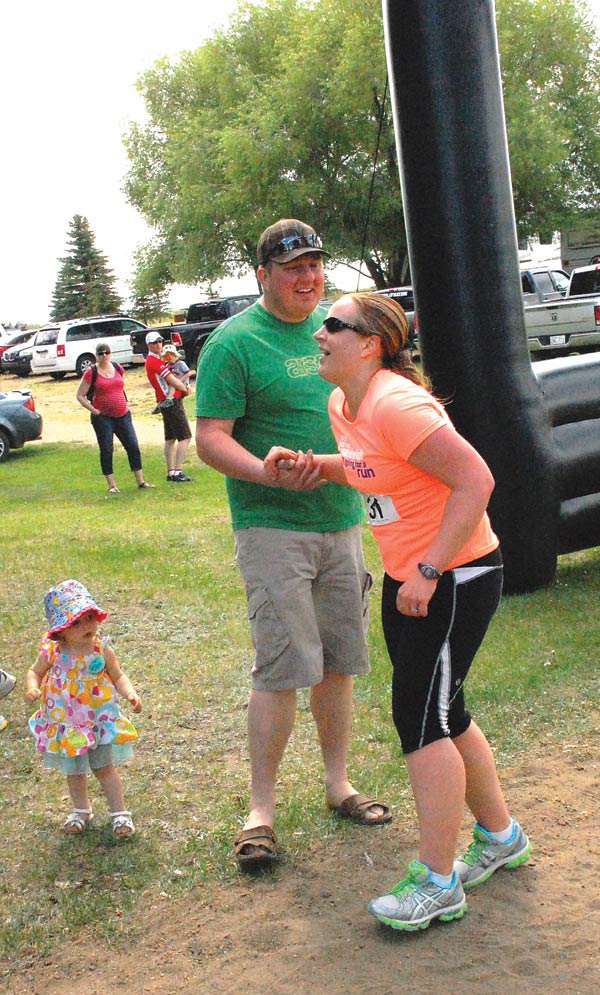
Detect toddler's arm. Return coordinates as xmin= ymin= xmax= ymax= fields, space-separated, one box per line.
xmin=24 ymin=652 xmax=51 ymax=704
xmin=104 ymin=644 xmax=142 ymax=713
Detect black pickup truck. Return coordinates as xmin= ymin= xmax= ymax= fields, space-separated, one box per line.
xmin=130 ymin=294 xmax=259 ymax=369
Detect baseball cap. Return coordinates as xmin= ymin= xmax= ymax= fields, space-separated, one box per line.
xmin=161 ymin=343 xmax=179 ymax=358
xmin=257 ymin=219 xmax=331 ymax=267
xmin=146 ymin=330 xmax=164 ymax=345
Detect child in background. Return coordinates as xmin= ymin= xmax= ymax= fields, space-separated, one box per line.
xmin=0 ymin=668 xmax=16 ymax=732
xmin=160 ymin=343 xmax=191 ymax=399
xmin=25 ymin=579 xmax=142 ymax=837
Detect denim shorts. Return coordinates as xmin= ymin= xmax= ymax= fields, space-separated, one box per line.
xmin=234 ymin=525 xmax=372 ymax=691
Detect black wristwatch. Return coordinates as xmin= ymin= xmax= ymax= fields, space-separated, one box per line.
xmin=418 ymin=562 xmax=443 ymax=581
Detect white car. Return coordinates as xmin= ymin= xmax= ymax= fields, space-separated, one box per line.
xmin=30 ymin=314 xmax=147 ymax=379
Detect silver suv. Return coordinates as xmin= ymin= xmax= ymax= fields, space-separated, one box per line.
xmin=30 ymin=314 xmax=146 ymax=379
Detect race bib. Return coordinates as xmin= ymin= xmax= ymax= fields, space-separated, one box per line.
xmin=365 ymin=494 xmax=401 ymax=526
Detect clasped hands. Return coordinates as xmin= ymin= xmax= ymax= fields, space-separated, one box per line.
xmin=263 ymin=446 xmax=325 ymax=491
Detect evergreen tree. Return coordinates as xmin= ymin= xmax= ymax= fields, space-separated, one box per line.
xmin=50 ymin=215 xmax=123 ymax=320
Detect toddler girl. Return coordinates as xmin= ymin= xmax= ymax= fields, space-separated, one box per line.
xmin=25 ymin=579 xmax=142 ymax=837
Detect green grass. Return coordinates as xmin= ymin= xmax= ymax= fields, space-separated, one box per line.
xmin=1 ymin=440 xmax=598 ymax=969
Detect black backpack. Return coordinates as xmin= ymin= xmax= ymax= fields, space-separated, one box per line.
xmin=87 ymin=362 xmax=125 ymax=405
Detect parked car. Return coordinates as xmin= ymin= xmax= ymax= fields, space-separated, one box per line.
xmin=0 ymin=331 xmax=39 ymax=376
xmin=0 ymin=329 xmax=33 ymax=360
xmin=30 ymin=314 xmax=147 ymax=379
xmin=566 ymin=264 xmax=600 ymax=298
xmin=0 ymin=388 xmax=43 ymax=461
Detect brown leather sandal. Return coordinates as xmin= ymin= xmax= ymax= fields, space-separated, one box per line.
xmin=329 ymin=792 xmax=393 ymax=825
xmin=233 ymin=825 xmax=278 ymax=867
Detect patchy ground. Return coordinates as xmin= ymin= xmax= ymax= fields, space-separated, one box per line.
xmin=5 ymin=742 xmax=599 ymax=995
xmin=4 ymin=371 xmax=599 ymax=994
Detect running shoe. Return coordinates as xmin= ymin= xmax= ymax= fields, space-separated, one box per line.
xmin=0 ymin=670 xmax=15 ymax=701
xmin=368 ymin=860 xmax=466 ymax=931
xmin=167 ymin=471 xmax=193 ymax=482
xmin=454 ymin=821 xmax=531 ymax=890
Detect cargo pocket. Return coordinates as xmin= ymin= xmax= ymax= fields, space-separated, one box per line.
xmin=247 ymin=587 xmax=291 ymax=671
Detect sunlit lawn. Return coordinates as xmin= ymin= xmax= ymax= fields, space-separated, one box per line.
xmin=0 ymin=438 xmax=598 ymax=970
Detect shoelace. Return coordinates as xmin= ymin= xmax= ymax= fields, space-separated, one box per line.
xmin=390 ymin=869 xmax=421 ymax=898
xmin=462 ymin=837 xmax=487 ymax=866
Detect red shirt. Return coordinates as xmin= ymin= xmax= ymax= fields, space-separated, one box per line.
xmin=82 ymin=365 xmax=128 ymax=417
xmin=145 ymin=352 xmax=184 ymax=402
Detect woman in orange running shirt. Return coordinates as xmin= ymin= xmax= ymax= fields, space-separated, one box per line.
xmin=264 ymin=293 xmax=531 ymax=932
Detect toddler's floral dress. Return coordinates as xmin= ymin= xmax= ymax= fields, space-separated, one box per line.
xmin=28 ymin=635 xmax=137 ymax=774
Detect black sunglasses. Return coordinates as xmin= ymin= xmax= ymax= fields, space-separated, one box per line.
xmin=271 ymin=233 xmax=323 ymax=256
xmin=97 ymin=349 xmax=111 ymax=355
xmin=322 ymin=316 xmax=366 ymax=335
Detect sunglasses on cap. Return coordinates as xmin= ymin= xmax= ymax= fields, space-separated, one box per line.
xmin=271 ymin=233 xmax=324 ymax=256
xmin=322 ymin=316 xmax=367 ymax=335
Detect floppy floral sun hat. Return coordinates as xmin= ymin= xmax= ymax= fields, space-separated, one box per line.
xmin=44 ymin=579 xmax=108 ymax=637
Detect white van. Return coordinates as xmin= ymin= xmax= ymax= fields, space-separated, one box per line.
xmin=30 ymin=314 xmax=147 ymax=379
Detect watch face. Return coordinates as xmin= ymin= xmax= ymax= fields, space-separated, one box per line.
xmin=418 ymin=563 xmax=439 ymax=580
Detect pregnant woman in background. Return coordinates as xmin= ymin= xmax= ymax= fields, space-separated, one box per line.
xmin=76 ymin=342 xmax=153 ymax=495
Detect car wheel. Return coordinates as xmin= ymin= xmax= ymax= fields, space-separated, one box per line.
xmin=50 ymin=372 xmax=67 ymax=380
xmin=16 ymin=370 xmax=31 ymax=378
xmin=0 ymin=428 xmax=10 ymax=462
xmin=76 ymin=355 xmax=95 ymax=377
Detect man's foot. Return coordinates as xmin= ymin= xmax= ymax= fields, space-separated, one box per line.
xmin=233 ymin=825 xmax=278 ymax=868
xmin=328 ymin=792 xmax=392 ymax=825
xmin=454 ymin=821 xmax=531 ymax=890
xmin=368 ymin=860 xmax=466 ymax=931
xmin=0 ymin=670 xmax=16 ymax=700
xmin=167 ymin=470 xmax=193 ymax=482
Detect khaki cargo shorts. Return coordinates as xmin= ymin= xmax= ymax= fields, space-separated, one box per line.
xmin=234 ymin=525 xmax=372 ymax=691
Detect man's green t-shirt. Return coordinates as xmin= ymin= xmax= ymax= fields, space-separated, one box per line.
xmin=195 ymin=301 xmax=364 ymax=532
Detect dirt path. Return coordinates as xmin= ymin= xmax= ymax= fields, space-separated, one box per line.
xmin=6 ymin=743 xmax=599 ymax=995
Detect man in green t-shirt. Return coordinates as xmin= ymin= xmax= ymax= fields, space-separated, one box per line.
xmin=195 ymin=219 xmax=391 ymax=867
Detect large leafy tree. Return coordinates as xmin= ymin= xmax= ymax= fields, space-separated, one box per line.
xmin=50 ymin=215 xmax=123 ymax=321
xmin=123 ymin=0 xmax=600 ymax=293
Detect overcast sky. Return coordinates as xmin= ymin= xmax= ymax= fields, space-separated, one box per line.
xmin=2 ymin=0 xmax=599 ymax=326
xmin=1 ymin=0 xmax=245 ymax=325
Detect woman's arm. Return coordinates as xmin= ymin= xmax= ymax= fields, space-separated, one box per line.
xmin=24 ymin=652 xmax=51 ymax=703
xmin=104 ymin=643 xmax=142 ymax=713
xmin=396 ymin=425 xmax=495 ymax=617
xmin=76 ymin=377 xmax=100 ymax=415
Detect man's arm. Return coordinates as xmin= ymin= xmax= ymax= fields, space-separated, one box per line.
xmin=195 ymin=417 xmax=322 ymax=489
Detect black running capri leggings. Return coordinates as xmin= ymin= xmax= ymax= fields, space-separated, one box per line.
xmin=381 ymin=549 xmax=503 ymax=755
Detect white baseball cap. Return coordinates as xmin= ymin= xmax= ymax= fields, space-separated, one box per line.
xmin=145 ymin=330 xmax=164 ymax=345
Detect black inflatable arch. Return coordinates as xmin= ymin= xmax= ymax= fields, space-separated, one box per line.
xmin=382 ymin=0 xmax=600 ymax=593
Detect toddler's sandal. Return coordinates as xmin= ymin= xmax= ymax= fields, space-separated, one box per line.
xmin=111 ymin=810 xmax=135 ymax=837
xmin=63 ymin=808 xmax=93 ymax=834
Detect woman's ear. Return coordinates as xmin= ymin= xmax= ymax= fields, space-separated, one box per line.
xmin=361 ymin=334 xmax=382 ymax=359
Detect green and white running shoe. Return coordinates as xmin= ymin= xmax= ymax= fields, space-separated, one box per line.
xmin=454 ymin=821 xmax=531 ymax=890
xmin=368 ymin=860 xmax=466 ymax=931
